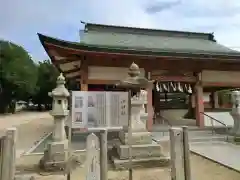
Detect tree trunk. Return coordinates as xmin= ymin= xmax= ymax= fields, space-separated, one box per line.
xmin=0 ymin=92 xmax=12 ymax=114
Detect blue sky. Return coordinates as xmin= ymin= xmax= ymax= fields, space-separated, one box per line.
xmin=1 ymin=0 xmax=240 ymax=61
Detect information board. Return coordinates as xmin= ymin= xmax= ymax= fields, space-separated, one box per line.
xmin=71 ymin=91 xmax=128 ymax=128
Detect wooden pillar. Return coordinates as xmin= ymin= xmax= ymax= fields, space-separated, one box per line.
xmin=195 ymin=72 xmax=204 ymax=127
xmin=146 ymin=71 xmax=153 ymax=131
xmin=80 ymin=59 xmax=88 ymax=91
xmin=213 ymin=92 xmax=219 ymax=108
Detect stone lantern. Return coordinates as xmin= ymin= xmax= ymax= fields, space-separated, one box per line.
xmin=111 ymin=62 xmax=169 ymax=171
xmin=230 ymin=91 xmax=240 ymax=140
xmin=40 ymin=73 xmax=70 ymax=170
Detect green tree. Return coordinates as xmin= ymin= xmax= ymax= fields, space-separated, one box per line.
xmin=32 ymin=60 xmax=59 ymax=110
xmin=0 ymin=40 xmax=38 ymax=113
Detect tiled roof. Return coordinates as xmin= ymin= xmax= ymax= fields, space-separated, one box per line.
xmin=81 ymin=23 xmax=238 ymax=54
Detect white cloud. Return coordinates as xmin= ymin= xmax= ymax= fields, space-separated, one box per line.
xmin=1 ymin=0 xmax=240 ymax=60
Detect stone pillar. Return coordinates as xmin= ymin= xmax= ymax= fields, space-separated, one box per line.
xmin=1 ymin=128 xmax=17 ymax=180
xmin=230 ymin=91 xmax=240 ymax=139
xmin=169 ymin=127 xmax=185 ymax=180
xmin=40 ymin=73 xmax=70 ymax=170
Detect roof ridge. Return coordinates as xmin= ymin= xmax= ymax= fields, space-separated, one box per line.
xmin=84 ymin=22 xmax=215 ymax=41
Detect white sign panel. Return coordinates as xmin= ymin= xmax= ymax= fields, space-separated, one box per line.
xmin=71 ymin=91 xmax=128 ymax=128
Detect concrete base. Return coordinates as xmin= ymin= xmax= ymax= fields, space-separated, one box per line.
xmin=116 ymin=142 xmax=162 ymax=160
xmin=119 ymin=131 xmax=152 ymax=145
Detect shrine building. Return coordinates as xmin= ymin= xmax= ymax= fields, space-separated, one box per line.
xmin=38 ymin=22 xmax=240 ymax=130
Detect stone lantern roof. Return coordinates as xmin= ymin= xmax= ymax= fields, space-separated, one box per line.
xmin=48 ymin=73 xmax=70 ymax=97
xmin=116 ymin=62 xmax=154 ymax=89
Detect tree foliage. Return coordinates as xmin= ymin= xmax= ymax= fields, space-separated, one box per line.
xmin=0 ymin=40 xmax=38 ymax=113
xmin=32 ymin=60 xmax=59 ymax=110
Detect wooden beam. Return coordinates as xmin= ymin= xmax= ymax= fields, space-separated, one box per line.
xmin=45 ymin=42 xmax=240 ymax=72
xmin=152 ymin=75 xmax=196 ymax=83
xmin=202 ymin=82 xmax=240 ymax=88
xmin=65 ymin=75 xmax=81 ymax=79
xmin=87 ymin=79 xmax=117 ymax=85
xmin=64 ymin=67 xmax=80 ymax=74
xmin=53 ymin=58 xmax=80 ymax=64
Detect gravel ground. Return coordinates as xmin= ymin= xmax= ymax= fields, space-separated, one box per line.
xmin=9 ymin=112 xmax=240 ymax=180
xmin=17 ymin=141 xmax=240 ymax=180
xmin=0 ymin=112 xmax=53 ymax=157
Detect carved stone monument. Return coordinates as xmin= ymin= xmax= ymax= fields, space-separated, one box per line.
xmin=230 ymin=91 xmax=240 ymax=141
xmin=40 ymin=73 xmax=70 ymax=170
xmin=86 ymin=133 xmax=100 ymax=180
xmin=111 ymin=62 xmax=169 ymax=169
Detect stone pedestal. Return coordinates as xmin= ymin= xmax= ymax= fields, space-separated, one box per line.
xmin=111 ymin=98 xmax=169 ymax=169
xmin=230 ymin=91 xmax=240 ymax=137
xmin=230 ymin=111 xmax=240 ymax=136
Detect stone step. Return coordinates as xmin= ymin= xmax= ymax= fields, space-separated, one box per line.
xmin=151 ymin=132 xmax=232 ymax=143
xmin=152 ymin=125 xmax=231 ymax=133
xmin=110 ymin=148 xmax=170 ymax=170
xmin=115 ymin=141 xmax=162 ymax=160
xmin=119 ymin=131 xmax=152 ymax=145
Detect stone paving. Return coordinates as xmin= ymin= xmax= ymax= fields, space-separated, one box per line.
xmin=153 ymin=131 xmax=240 ymax=173
xmin=190 ymin=141 xmax=240 ymax=172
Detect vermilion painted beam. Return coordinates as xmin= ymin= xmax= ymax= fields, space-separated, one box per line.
xmin=152 ymin=75 xmax=196 ymax=82
xmin=44 ymin=42 xmax=240 ymax=72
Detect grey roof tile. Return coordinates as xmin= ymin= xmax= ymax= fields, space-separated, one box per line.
xmin=81 ymin=31 xmax=237 ymax=54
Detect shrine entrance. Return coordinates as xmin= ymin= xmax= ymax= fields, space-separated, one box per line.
xmin=153 ymin=81 xmax=195 ymax=125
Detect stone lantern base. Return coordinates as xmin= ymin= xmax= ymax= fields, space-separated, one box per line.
xmin=110 ymin=100 xmax=170 ymax=169
xmin=39 ymin=139 xmax=69 ymax=171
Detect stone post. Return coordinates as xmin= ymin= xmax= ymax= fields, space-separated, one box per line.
xmin=100 ymin=130 xmax=108 ymax=180
xmin=1 ymin=128 xmax=17 ymax=180
xmin=230 ymin=91 xmax=240 ymax=141
xmin=169 ymin=127 xmax=185 ymax=180
xmin=40 ymin=73 xmax=70 ymax=170
xmin=182 ymin=126 xmax=191 ymax=180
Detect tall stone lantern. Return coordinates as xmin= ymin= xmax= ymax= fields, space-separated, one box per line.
xmin=115 ymin=62 xmax=154 ymax=178
xmin=40 ymin=73 xmax=70 ymax=170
